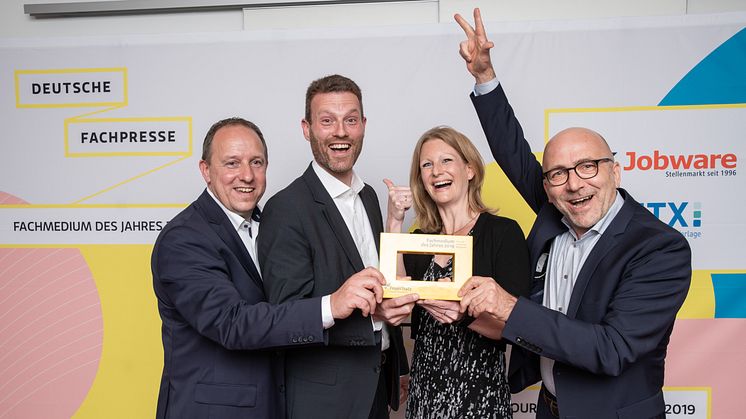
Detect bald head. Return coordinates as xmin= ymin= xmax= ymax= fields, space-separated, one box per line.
xmin=543 ymin=127 xmax=612 ymax=171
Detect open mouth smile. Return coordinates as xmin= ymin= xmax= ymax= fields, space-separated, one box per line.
xmin=568 ymin=195 xmax=592 ymax=207
xmin=329 ymin=143 xmax=351 ymax=152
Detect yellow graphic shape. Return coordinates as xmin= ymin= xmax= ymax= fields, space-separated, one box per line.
xmin=73 ymin=245 xmax=161 ymax=419
xmin=482 ymin=159 xmax=541 ymax=237
xmin=678 ymin=269 xmax=746 ymax=319
xmin=15 ymin=68 xmax=127 ymax=108
xmin=64 ymin=116 xmax=193 ymax=157
xmin=678 ymin=270 xmax=716 ymax=319
xmin=73 ymin=156 xmax=191 ymax=204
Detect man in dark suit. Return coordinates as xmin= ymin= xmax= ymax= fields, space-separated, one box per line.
xmin=455 ymin=9 xmax=692 ymax=419
xmin=152 ymin=117 xmax=386 ymax=419
xmin=259 ymin=75 xmax=419 ymax=419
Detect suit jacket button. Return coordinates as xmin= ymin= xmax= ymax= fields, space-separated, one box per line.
xmin=291 ymin=337 xmax=298 ymax=343
xmin=308 ymin=336 xmax=314 ymax=342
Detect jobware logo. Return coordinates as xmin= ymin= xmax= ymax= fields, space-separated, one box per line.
xmin=623 ymin=150 xmax=737 ymax=178
xmin=640 ymin=201 xmax=703 ymax=239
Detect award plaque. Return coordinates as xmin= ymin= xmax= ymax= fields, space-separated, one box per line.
xmin=379 ymin=232 xmax=473 ymax=300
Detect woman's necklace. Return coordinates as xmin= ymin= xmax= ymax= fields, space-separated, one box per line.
xmin=444 ymin=212 xmax=480 ymax=235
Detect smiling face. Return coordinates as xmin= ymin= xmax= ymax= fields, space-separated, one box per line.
xmin=418 ymin=138 xmax=474 ymax=210
xmin=542 ymin=127 xmax=620 ymax=237
xmin=199 ymin=124 xmax=267 ymax=219
xmin=302 ymin=91 xmax=366 ymax=186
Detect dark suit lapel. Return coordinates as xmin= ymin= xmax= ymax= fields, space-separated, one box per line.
xmin=527 ymin=204 xmax=566 ymax=303
xmin=359 ymin=185 xmax=383 ymax=250
xmin=301 ymin=165 xmax=365 ymax=270
xmin=566 ymin=190 xmax=635 ymax=318
xmin=194 ymin=190 xmax=264 ymax=289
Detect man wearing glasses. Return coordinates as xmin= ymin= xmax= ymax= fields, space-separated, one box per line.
xmin=455 ymin=8 xmax=692 ymax=419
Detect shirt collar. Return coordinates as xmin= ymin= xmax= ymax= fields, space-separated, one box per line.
xmin=311 ymin=161 xmax=364 ymax=199
xmin=561 ymin=190 xmax=624 ymax=240
xmin=205 ymin=187 xmax=260 ymax=232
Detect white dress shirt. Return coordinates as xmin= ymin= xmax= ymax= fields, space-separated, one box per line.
xmin=539 ymin=192 xmax=624 ymax=395
xmin=312 ymin=162 xmax=390 ymax=350
xmin=206 ymin=188 xmax=260 ymax=272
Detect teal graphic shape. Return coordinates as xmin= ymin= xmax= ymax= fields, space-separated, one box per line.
xmin=712 ymin=274 xmax=746 ymax=318
xmin=658 ymin=28 xmax=746 ymax=318
xmin=660 ymin=28 xmax=746 ymax=106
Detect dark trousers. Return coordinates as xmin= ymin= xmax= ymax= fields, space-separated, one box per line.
xmin=536 ymin=386 xmax=558 ymax=419
xmin=368 ymin=349 xmax=391 ymax=419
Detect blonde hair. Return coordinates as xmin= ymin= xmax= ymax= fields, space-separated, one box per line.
xmin=409 ymin=126 xmax=494 ymax=233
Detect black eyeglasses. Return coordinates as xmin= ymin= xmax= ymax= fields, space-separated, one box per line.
xmin=543 ymin=158 xmax=614 ymax=186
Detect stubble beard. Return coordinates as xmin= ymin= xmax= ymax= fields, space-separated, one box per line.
xmin=309 ymin=131 xmax=363 ymax=176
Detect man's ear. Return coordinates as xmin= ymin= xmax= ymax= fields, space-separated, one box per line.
xmin=612 ymin=161 xmax=621 ymax=188
xmin=301 ymin=119 xmax=311 ymax=142
xmin=543 ymin=181 xmax=555 ymax=204
xmin=199 ymin=160 xmax=211 ymax=185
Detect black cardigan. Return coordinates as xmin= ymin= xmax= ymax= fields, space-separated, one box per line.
xmin=403 ymin=212 xmax=531 ymax=345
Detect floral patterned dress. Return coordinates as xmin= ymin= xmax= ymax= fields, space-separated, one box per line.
xmin=405 ymin=254 xmax=512 ymax=419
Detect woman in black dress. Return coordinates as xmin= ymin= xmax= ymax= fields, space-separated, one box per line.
xmin=385 ymin=126 xmax=530 ymax=418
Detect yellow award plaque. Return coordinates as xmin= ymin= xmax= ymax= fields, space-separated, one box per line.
xmin=379 ymin=232 xmax=473 ymax=300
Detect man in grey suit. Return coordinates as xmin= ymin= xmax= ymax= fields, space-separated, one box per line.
xmin=152 ymin=117 xmax=386 ymax=419
xmin=259 ymin=75 xmax=419 ymax=419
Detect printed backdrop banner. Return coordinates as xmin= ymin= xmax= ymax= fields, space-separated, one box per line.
xmin=1 ymin=12 xmax=744 ymax=419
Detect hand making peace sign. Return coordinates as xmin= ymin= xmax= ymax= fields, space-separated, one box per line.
xmin=454 ymin=8 xmax=497 ymax=84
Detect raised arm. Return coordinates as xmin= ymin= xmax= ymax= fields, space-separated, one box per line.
xmin=457 ymin=8 xmax=548 ymax=212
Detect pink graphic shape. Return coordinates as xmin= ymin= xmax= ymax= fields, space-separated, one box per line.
xmin=0 ymin=192 xmax=103 ymax=419
xmin=665 ymin=318 xmax=745 ymax=418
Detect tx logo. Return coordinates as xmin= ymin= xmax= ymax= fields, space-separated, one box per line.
xmin=641 ymin=202 xmax=702 ymax=228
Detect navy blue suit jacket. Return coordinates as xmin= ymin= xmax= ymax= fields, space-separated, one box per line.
xmin=472 ymin=85 xmax=691 ymax=419
xmin=259 ymin=165 xmax=408 ymax=419
xmin=152 ymin=190 xmax=325 ymax=419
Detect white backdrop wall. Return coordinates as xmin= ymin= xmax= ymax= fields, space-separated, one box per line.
xmin=1 ymin=8 xmax=745 ymax=419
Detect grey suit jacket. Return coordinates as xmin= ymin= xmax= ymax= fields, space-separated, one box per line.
xmin=259 ymin=164 xmax=408 ymax=419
